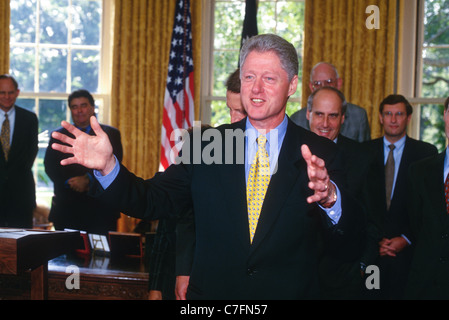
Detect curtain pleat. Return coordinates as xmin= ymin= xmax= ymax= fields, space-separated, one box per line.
xmin=112 ymin=0 xmax=202 ymax=232
xmin=302 ymin=0 xmax=399 ymax=139
xmin=0 ymin=0 xmax=10 ymax=73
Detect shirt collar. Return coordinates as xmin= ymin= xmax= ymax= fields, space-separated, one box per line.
xmin=245 ymin=115 xmax=288 ymax=150
xmin=383 ymin=134 xmax=406 ymax=150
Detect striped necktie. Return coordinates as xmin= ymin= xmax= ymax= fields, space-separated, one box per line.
xmin=1 ymin=113 xmax=10 ymax=161
xmin=247 ymin=135 xmax=270 ymax=243
xmin=385 ymin=144 xmax=395 ymax=210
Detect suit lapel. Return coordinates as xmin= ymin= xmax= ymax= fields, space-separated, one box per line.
xmin=250 ymin=121 xmax=306 ymax=251
xmin=217 ymin=120 xmax=252 ymax=250
xmin=423 ymin=153 xmax=446 ymax=221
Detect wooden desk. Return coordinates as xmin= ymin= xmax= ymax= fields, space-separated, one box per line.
xmin=0 ymin=229 xmax=79 ymax=299
xmin=47 ymin=254 xmax=149 ymax=300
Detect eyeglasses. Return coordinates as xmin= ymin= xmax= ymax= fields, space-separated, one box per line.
xmin=382 ymin=111 xmax=407 ymax=118
xmin=312 ymin=79 xmax=336 ymax=89
xmin=69 ymin=103 xmax=91 ymax=110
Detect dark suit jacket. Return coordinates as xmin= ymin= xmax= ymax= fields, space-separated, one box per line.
xmin=318 ymin=134 xmax=367 ymax=299
xmin=0 ymin=106 xmax=38 ymax=228
xmin=95 ymin=118 xmax=364 ymax=299
xmin=45 ymin=123 xmax=123 ymax=234
xmin=362 ymin=136 xmax=437 ymax=253
xmin=405 ymin=151 xmax=449 ymax=299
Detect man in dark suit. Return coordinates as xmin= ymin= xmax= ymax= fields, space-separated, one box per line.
xmin=306 ymin=86 xmax=367 ymax=299
xmin=405 ymin=96 xmax=449 ymax=299
xmin=44 ymin=89 xmax=123 ymax=234
xmin=0 ymin=74 xmax=38 ymax=228
xmin=291 ymin=62 xmax=371 ymax=142
xmin=51 ymin=34 xmax=363 ymax=299
xmin=361 ymin=94 xmax=437 ymax=300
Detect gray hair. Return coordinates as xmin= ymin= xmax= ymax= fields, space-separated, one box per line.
xmin=239 ymin=34 xmax=299 ymax=82
xmin=309 ymin=62 xmax=340 ymax=82
xmin=307 ymin=86 xmax=348 ymax=115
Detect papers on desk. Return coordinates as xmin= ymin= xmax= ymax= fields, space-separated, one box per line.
xmin=0 ymin=228 xmax=26 ymax=233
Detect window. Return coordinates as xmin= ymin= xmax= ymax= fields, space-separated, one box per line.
xmin=408 ymin=0 xmax=449 ymax=151
xmin=9 ymin=0 xmax=112 ymax=208
xmin=201 ymin=0 xmax=305 ymax=126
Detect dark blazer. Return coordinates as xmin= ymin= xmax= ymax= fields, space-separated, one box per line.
xmin=405 ymin=151 xmax=449 ymax=299
xmin=45 ymin=123 xmax=123 ymax=234
xmin=318 ymin=134 xmax=368 ymax=299
xmin=0 ymin=106 xmax=38 ymax=228
xmin=95 ymin=118 xmax=364 ymax=299
xmin=362 ymin=136 xmax=437 ymax=248
xmin=361 ymin=135 xmax=437 ymax=298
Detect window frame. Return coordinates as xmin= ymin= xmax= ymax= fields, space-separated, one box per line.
xmin=399 ymin=0 xmax=447 ymax=141
xmin=9 ymin=0 xmax=114 ymax=207
xmin=200 ymin=0 xmax=304 ymax=126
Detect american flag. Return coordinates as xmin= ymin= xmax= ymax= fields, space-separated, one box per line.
xmin=160 ymin=0 xmax=194 ymax=170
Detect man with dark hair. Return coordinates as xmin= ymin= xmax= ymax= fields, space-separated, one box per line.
xmin=225 ymin=68 xmax=246 ymax=123
xmin=361 ymin=94 xmax=438 ymax=299
xmin=0 ymin=74 xmax=38 ymax=228
xmin=44 ymin=89 xmax=123 ymax=234
xmin=405 ymin=95 xmax=449 ymax=299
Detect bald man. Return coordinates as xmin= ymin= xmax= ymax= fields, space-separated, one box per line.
xmin=291 ymin=62 xmax=371 ymax=142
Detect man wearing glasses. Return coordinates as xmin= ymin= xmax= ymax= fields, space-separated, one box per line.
xmin=291 ymin=62 xmax=371 ymax=142
xmin=360 ymin=94 xmax=437 ymax=299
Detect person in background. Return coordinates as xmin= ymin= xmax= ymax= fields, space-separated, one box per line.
xmin=44 ymin=89 xmax=123 ymax=235
xmin=226 ymin=68 xmax=247 ymax=123
xmin=0 ymin=74 xmax=38 ymax=228
xmin=405 ymin=96 xmax=449 ymax=299
xmin=361 ymin=94 xmax=437 ymax=299
xmin=306 ymin=86 xmax=367 ymax=299
xmin=291 ymin=62 xmax=371 ymax=142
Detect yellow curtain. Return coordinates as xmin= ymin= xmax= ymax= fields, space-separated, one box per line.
xmin=302 ymin=0 xmax=399 ymax=139
xmin=0 ymin=0 xmax=10 ymax=73
xmin=111 ymin=0 xmax=202 ymax=232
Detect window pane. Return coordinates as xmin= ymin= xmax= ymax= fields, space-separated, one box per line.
xmin=39 ymin=48 xmax=68 ymax=92
xmin=10 ymin=47 xmax=36 ymax=91
xmin=213 ymin=50 xmax=240 ymax=96
xmin=71 ymin=0 xmax=102 ymax=45
xmin=39 ymin=0 xmax=69 ymax=44
xmin=39 ymin=99 xmax=68 ymax=133
xmin=10 ymin=0 xmax=37 ymax=43
xmin=211 ymin=100 xmax=230 ymax=126
xmin=423 ymin=0 xmax=449 ymax=46
xmin=421 ymin=47 xmax=449 ymax=97
xmin=420 ymin=103 xmax=446 ymax=152
xmin=211 ymin=0 xmax=305 ymax=126
xmin=214 ymin=1 xmax=245 ymax=49
xmin=71 ymin=49 xmax=100 ymax=92
xmin=16 ymin=98 xmax=36 ymax=113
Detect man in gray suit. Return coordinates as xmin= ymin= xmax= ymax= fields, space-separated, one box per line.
xmin=291 ymin=62 xmax=371 ymax=142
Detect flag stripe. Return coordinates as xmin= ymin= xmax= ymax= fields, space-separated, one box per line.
xmin=160 ymin=0 xmax=194 ymax=170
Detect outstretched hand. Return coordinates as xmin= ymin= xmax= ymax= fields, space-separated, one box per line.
xmin=51 ymin=116 xmax=116 ymax=175
xmin=301 ymin=144 xmax=335 ymax=206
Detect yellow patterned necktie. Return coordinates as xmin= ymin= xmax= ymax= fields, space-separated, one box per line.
xmin=1 ymin=113 xmax=10 ymax=161
xmin=247 ymin=135 xmax=270 ymax=243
